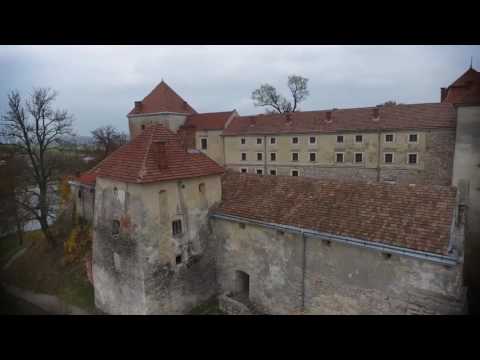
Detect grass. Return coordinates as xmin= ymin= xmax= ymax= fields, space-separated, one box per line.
xmin=0 ymin=230 xmax=43 ymax=267
xmin=188 ymin=297 xmax=225 ymax=315
xmin=0 ymin=226 xmax=95 ymax=313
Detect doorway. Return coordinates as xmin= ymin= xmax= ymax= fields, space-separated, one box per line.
xmin=235 ymin=270 xmax=250 ymax=299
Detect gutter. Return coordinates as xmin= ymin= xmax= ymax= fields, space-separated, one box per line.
xmin=68 ymin=180 xmax=95 ymax=191
xmin=210 ymin=213 xmax=459 ymax=266
xmin=128 ymin=111 xmax=191 ymax=118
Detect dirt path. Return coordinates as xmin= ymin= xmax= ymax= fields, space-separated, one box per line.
xmin=2 ymin=283 xmax=91 ymax=315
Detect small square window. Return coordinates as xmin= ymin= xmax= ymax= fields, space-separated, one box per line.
xmin=241 ymin=138 xmax=246 ymax=145
xmin=291 ymin=170 xmax=299 ymax=177
xmin=256 ymin=169 xmax=263 ymax=175
xmin=292 ymin=137 xmax=299 ymax=144
xmin=201 ymin=138 xmax=208 ymax=150
xmin=337 ymin=135 xmax=344 ymax=143
xmin=257 ymin=153 xmax=263 ymax=161
xmin=292 ymin=152 xmax=299 ymax=162
xmin=385 ymin=134 xmax=394 ymax=143
xmin=270 ymin=152 xmax=276 ymax=162
xmin=240 ymin=168 xmax=247 ymax=173
xmin=336 ymin=153 xmax=344 ymax=163
xmin=384 ymin=153 xmax=394 ymax=164
xmin=408 ymin=153 xmax=417 ymax=164
xmin=176 ymin=254 xmax=182 ymax=265
xmin=355 ymin=135 xmax=363 ymax=143
xmin=355 ymin=153 xmax=363 ymax=163
xmin=270 ymin=137 xmax=276 ymax=145
xmin=241 ymin=153 xmax=247 ymax=161
xmin=409 ymin=134 xmax=418 ymax=143
xmin=257 ymin=138 xmax=263 ymax=145
xmin=270 ymin=169 xmax=277 ymax=176
xmin=309 ymin=152 xmax=316 ymax=162
xmin=309 ymin=136 xmax=316 ymax=144
xmin=239 ymin=223 xmax=246 ymax=229
xmin=172 ymin=220 xmax=183 ymax=236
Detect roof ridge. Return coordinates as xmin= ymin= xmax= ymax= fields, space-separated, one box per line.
xmin=137 ymin=126 xmax=156 ymax=182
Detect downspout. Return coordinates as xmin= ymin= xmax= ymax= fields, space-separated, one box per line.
xmin=264 ymin=135 xmax=267 ymax=174
xmin=301 ymin=231 xmax=306 ymax=313
xmin=376 ymin=129 xmax=381 ymax=182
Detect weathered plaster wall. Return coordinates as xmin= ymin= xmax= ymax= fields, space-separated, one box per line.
xmin=452 ymin=105 xmax=480 ymax=291
xmin=71 ymin=184 xmax=95 ymax=223
xmin=128 ymin=113 xmax=188 ymax=139
xmin=224 ymin=129 xmax=455 ymax=185
xmin=196 ymin=130 xmax=225 ymax=165
xmin=92 ymin=175 xmax=222 ymax=314
xmin=211 ymin=217 xmax=465 ymax=315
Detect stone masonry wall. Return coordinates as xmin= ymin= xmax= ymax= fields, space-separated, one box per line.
xmin=211 ymin=217 xmax=466 ymax=315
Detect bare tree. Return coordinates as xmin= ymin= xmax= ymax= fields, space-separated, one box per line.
xmin=1 ymin=88 xmax=73 ymax=248
xmin=252 ymin=75 xmax=309 ymax=113
xmin=91 ymin=125 xmax=127 ymax=158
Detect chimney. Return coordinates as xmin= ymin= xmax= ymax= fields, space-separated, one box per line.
xmin=178 ymin=124 xmax=196 ymax=150
xmin=372 ymin=106 xmax=380 ymax=121
xmin=134 ymin=101 xmax=142 ymax=112
xmin=326 ymin=111 xmax=332 ymax=122
xmin=441 ymin=87 xmax=447 ymax=102
xmin=152 ymin=141 xmax=167 ymax=170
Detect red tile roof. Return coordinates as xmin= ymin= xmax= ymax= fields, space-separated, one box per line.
xmin=215 ymin=172 xmax=457 ymax=255
xmin=128 ymin=81 xmax=196 ymax=116
xmin=81 ymin=124 xmax=224 ymax=184
xmin=185 ymin=111 xmax=236 ymax=130
xmin=222 ymin=103 xmax=456 ymax=136
xmin=443 ymin=67 xmax=480 ymax=105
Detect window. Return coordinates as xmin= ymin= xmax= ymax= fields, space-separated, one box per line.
xmin=336 ymin=152 xmax=344 ymax=163
xmin=270 ymin=137 xmax=276 ymax=145
xmin=309 ymin=152 xmax=317 ymax=162
xmin=257 ymin=152 xmax=263 ymax=161
xmin=309 ymin=136 xmax=316 ymax=144
xmin=78 ymin=189 xmax=82 ymax=199
xmin=355 ymin=152 xmax=363 ymax=163
xmin=176 ymin=254 xmax=182 ymax=265
xmin=355 ymin=135 xmax=363 ymax=143
xmin=385 ymin=134 xmax=394 ymax=143
xmin=292 ymin=152 xmax=299 ymax=162
xmin=409 ymin=133 xmax=418 ymax=143
xmin=241 ymin=138 xmax=246 ymax=145
xmin=199 ymin=183 xmax=205 ymax=194
xmin=240 ymin=168 xmax=247 ymax=173
xmin=257 ymin=138 xmax=263 ymax=145
xmin=112 ymin=220 xmax=120 ymax=237
xmin=291 ymin=170 xmax=299 ymax=177
xmin=201 ymin=138 xmax=208 ymax=150
xmin=337 ymin=135 xmax=344 ymax=143
xmin=269 ymin=169 xmax=277 ymax=176
xmin=270 ymin=152 xmax=276 ymax=162
xmin=408 ymin=153 xmax=418 ymax=164
xmin=141 ymin=124 xmax=145 ymax=130
xmin=241 ymin=152 xmax=247 ymax=161
xmin=256 ymin=168 xmax=264 ymax=175
xmin=384 ymin=152 xmax=394 ymax=164
xmin=172 ymin=220 xmax=183 ymax=236
xmin=239 ymin=223 xmax=246 ymax=229
xmin=292 ymin=136 xmax=299 ymax=144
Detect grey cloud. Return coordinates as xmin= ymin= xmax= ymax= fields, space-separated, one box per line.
xmin=0 ymin=45 xmax=479 ymax=135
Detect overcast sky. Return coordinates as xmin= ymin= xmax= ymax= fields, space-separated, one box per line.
xmin=1 ymin=45 xmax=479 ymax=136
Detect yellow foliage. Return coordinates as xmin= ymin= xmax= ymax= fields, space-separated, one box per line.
xmin=64 ymin=220 xmax=92 ymax=264
xmin=59 ymin=177 xmax=71 ymax=207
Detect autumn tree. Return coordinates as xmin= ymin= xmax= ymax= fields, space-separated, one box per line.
xmin=252 ymin=75 xmax=309 ymax=113
xmin=91 ymin=125 xmax=127 ymax=158
xmin=1 ymin=88 xmax=74 ymax=248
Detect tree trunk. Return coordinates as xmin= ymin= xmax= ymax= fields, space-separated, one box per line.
xmin=39 ymin=184 xmax=56 ymax=248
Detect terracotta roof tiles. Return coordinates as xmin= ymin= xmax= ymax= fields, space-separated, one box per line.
xmin=215 ymin=172 xmax=457 ymax=255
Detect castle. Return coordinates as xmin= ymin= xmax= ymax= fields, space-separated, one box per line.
xmin=71 ymin=66 xmax=480 ymax=314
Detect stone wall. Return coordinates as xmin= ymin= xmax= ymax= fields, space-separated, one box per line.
xmin=211 ymin=215 xmax=466 ymax=315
